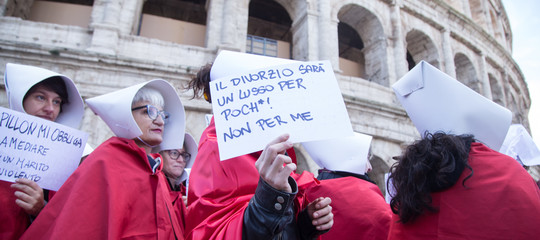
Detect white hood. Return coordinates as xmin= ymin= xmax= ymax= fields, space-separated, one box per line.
xmin=302 ymin=132 xmax=373 ymax=175
xmin=85 ymin=79 xmax=185 ymax=153
xmin=392 ymin=61 xmax=512 ymax=150
xmin=4 ymin=63 xmax=84 ymax=128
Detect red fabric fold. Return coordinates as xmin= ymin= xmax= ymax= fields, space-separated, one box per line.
xmin=305 ymin=176 xmax=392 ymax=240
xmin=185 ymin=117 xmax=316 ymax=240
xmin=388 ymin=142 xmax=540 ymax=240
xmin=20 ymin=137 xmax=183 ymax=240
xmin=0 ymin=181 xmax=30 ymax=240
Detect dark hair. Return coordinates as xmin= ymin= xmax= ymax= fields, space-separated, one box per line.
xmin=187 ymin=63 xmax=212 ymax=103
xmin=24 ymin=76 xmax=69 ymax=111
xmin=388 ymin=132 xmax=474 ymax=223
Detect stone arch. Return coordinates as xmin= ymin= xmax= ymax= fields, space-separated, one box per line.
xmin=489 ymin=73 xmax=505 ymax=106
xmin=406 ymin=51 xmax=415 ymax=70
xmin=370 ymin=155 xmax=390 ymax=196
xmin=454 ymin=53 xmax=481 ymax=93
xmin=405 ymin=29 xmax=440 ymax=69
xmin=261 ymin=0 xmax=310 ymax=60
xmin=338 ymin=21 xmax=365 ymax=78
xmin=247 ymin=0 xmax=292 ymax=58
xmin=272 ymin=0 xmax=307 ymax=24
xmin=26 ymin=0 xmax=93 ymax=27
xmin=337 ymin=3 xmax=389 ymax=86
xmin=138 ymin=0 xmax=207 ymax=46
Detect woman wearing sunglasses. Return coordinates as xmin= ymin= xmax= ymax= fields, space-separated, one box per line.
xmin=21 ymin=80 xmax=186 ymax=240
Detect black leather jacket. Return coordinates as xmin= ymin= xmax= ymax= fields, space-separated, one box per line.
xmin=242 ymin=177 xmax=319 ymax=240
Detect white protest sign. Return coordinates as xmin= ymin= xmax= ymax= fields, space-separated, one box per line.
xmin=211 ymin=60 xmax=353 ymax=160
xmin=0 ymin=107 xmax=88 ymax=191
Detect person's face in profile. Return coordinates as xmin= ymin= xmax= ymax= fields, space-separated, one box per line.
xmin=161 ymin=149 xmax=190 ymax=180
xmin=132 ymin=102 xmax=165 ymax=148
xmin=23 ymin=85 xmax=62 ymax=121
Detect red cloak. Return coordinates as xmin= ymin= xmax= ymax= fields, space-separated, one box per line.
xmin=388 ymin=142 xmax=540 ymax=239
xmin=20 ymin=137 xmax=183 ymax=239
xmin=0 ymin=181 xmax=29 ymax=240
xmin=185 ymin=117 xmax=317 ymax=240
xmin=168 ymin=181 xmax=188 ymax=236
xmin=305 ymin=176 xmax=392 ymax=240
xmin=0 ymin=175 xmax=57 ymax=239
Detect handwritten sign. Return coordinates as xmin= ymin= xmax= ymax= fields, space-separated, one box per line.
xmin=0 ymin=107 xmax=88 ymax=191
xmin=211 ymin=60 xmax=353 ymax=160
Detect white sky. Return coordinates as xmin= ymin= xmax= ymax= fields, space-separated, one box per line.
xmin=501 ymin=0 xmax=540 ymax=142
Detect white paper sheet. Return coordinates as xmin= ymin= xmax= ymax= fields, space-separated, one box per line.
xmin=392 ymin=61 xmax=512 ymax=151
xmin=0 ymin=107 xmax=88 ymax=191
xmin=302 ymin=132 xmax=372 ymax=175
xmin=384 ymin=172 xmax=395 ymax=204
xmin=500 ymin=124 xmax=540 ymax=166
xmin=210 ymin=60 xmax=353 ymax=160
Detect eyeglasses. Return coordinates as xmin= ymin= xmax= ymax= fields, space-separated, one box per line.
xmin=131 ymin=105 xmax=170 ymax=124
xmin=165 ymin=150 xmax=191 ymax=161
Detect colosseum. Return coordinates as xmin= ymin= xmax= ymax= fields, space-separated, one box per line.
xmin=1 ymin=0 xmax=537 ymax=193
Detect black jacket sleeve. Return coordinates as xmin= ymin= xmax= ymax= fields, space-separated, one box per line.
xmin=242 ymin=176 xmax=298 ymax=240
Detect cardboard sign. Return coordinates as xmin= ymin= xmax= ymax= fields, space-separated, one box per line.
xmin=0 ymin=107 xmax=88 ymax=191
xmin=211 ymin=60 xmax=353 ymax=160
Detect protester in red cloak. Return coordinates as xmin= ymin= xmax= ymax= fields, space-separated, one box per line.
xmin=158 ymin=133 xmax=198 ymax=232
xmin=302 ymin=132 xmax=392 ymax=240
xmin=387 ymin=133 xmax=540 ymax=239
xmin=185 ymin=62 xmax=334 ymax=239
xmin=186 ymin=118 xmax=332 ymax=239
xmin=20 ymin=80 xmax=185 ymax=239
xmin=1 ymin=63 xmax=84 ymax=240
xmin=305 ymin=176 xmax=391 ymax=240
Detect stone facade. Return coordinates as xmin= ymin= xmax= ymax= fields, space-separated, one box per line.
xmin=1 ymin=0 xmax=537 ymax=193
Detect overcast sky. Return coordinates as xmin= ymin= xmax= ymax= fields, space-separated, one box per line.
xmin=501 ymin=0 xmax=540 ymax=143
